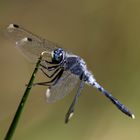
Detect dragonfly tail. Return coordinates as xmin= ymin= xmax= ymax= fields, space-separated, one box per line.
xmin=92 ymin=81 xmax=135 ymax=119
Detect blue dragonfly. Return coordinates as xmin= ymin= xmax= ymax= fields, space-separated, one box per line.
xmin=4 ymin=24 xmax=135 ymax=123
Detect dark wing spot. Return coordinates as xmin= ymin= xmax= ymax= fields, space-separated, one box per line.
xmin=27 ymin=37 xmax=32 ymax=42
xmin=13 ymin=24 xmax=19 ymax=28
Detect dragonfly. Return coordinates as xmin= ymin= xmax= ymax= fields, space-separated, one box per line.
xmin=4 ymin=24 xmax=135 ymax=123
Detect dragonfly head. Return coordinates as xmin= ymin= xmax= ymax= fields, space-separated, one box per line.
xmin=51 ymin=48 xmax=64 ymax=63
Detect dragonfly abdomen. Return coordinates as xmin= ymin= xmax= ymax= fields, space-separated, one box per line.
xmin=91 ymin=81 xmax=135 ymax=119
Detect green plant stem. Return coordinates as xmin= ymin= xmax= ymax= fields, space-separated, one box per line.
xmin=4 ymin=56 xmax=42 ymax=140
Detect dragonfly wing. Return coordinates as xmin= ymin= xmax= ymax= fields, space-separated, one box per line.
xmin=4 ymin=24 xmax=59 ymax=62
xmin=46 ymin=71 xmax=79 ymax=103
xmin=16 ymin=37 xmax=51 ymax=63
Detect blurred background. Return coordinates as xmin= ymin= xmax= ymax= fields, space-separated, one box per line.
xmin=0 ymin=0 xmax=139 ymax=140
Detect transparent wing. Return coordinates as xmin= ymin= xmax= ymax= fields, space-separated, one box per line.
xmin=3 ymin=24 xmax=60 ymax=62
xmin=46 ymin=70 xmax=79 ymax=103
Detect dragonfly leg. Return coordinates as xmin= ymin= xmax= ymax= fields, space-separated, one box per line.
xmin=33 ymin=69 xmax=64 ymax=86
xmin=40 ymin=63 xmax=59 ymax=71
xmin=40 ymin=67 xmax=61 ymax=78
xmin=51 ymin=69 xmax=64 ymax=86
xmin=65 ymin=76 xmax=85 ymax=123
xmin=45 ymin=60 xmax=59 ymax=64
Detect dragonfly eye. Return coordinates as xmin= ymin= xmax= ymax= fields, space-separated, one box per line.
xmin=52 ymin=48 xmax=64 ymax=63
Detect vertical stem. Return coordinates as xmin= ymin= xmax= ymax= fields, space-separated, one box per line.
xmin=4 ymin=56 xmax=42 ymax=140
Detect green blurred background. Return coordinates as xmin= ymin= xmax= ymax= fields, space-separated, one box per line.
xmin=0 ymin=0 xmax=139 ymax=140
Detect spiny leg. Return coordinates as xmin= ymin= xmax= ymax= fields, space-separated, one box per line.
xmin=25 ymin=64 xmax=60 ymax=87
xmin=33 ymin=69 xmax=64 ymax=86
xmin=65 ymin=79 xmax=85 ymax=123
xmin=45 ymin=60 xmax=58 ymax=64
xmin=40 ymin=63 xmax=59 ymax=71
xmin=51 ymin=69 xmax=64 ymax=86
xmin=93 ymin=81 xmax=135 ymax=119
xmin=41 ymin=59 xmax=59 ymax=64
xmin=40 ymin=67 xmax=61 ymax=78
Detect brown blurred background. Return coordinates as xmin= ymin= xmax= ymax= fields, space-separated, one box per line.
xmin=0 ymin=0 xmax=139 ymax=140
